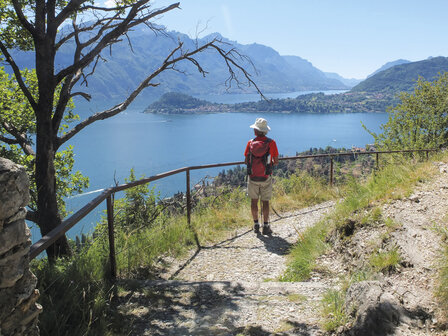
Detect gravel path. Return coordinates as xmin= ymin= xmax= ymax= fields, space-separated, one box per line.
xmin=116 ymin=161 xmax=448 ymax=335
xmin=117 ymin=201 xmax=336 ymax=335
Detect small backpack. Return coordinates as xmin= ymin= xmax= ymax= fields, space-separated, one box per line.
xmin=246 ymin=138 xmax=272 ymax=181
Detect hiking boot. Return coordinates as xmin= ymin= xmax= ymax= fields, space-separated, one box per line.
xmin=254 ymin=223 xmax=260 ymax=233
xmin=262 ymin=225 xmax=272 ymax=235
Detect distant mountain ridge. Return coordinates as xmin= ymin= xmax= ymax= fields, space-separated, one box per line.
xmin=367 ymin=59 xmax=411 ymax=78
xmin=8 ymin=27 xmax=349 ymax=105
xmin=351 ymin=56 xmax=448 ymax=93
xmin=324 ymin=72 xmax=362 ymax=87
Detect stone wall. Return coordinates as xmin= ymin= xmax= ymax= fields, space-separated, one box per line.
xmin=0 ymin=158 xmax=41 ymax=335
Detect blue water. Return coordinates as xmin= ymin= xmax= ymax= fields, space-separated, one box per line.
xmin=29 ymin=92 xmax=389 ymax=244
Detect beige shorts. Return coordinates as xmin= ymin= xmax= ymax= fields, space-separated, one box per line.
xmin=247 ymin=176 xmax=273 ymax=201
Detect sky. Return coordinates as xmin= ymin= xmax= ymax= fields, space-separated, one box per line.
xmin=125 ymin=0 xmax=448 ymax=79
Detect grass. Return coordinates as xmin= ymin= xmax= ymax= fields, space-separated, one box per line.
xmin=321 ymin=289 xmax=348 ymax=332
xmin=272 ymin=171 xmax=339 ymax=211
xmin=368 ymin=247 xmax=401 ymax=273
xmin=282 ymin=153 xmax=442 ymax=332
xmin=281 ymin=154 xmax=437 ymax=283
xmin=32 ymin=153 xmax=442 ymax=335
xmin=436 ymin=243 xmax=448 ymax=321
xmin=435 ymin=210 xmax=448 ymax=321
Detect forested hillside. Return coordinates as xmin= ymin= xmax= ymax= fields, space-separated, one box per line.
xmin=351 ymin=56 xmax=448 ymax=93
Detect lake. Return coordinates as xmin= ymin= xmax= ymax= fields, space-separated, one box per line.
xmin=29 ymin=91 xmax=389 ymax=243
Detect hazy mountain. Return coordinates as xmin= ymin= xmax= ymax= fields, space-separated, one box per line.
xmin=281 ymin=55 xmax=348 ymax=90
xmin=324 ymin=72 xmax=362 ymax=88
xmin=9 ymin=27 xmax=347 ymax=106
xmin=351 ymin=56 xmax=448 ymax=93
xmin=367 ymin=59 xmax=411 ymax=78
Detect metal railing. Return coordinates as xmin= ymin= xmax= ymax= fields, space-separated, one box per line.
xmin=29 ymin=148 xmax=437 ymax=278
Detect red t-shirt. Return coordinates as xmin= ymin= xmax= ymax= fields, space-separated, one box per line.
xmin=244 ymin=136 xmax=279 ymax=164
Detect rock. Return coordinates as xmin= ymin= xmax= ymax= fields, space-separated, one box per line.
xmin=0 ymin=158 xmax=39 ymax=335
xmin=0 ymin=219 xmax=29 ymax=256
xmin=344 ymin=281 xmax=408 ymax=336
xmin=0 ymin=158 xmax=29 ymax=222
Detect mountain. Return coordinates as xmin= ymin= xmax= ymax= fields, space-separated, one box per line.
xmin=324 ymin=72 xmax=362 ymax=88
xmin=281 ymin=55 xmax=348 ymax=90
xmin=367 ymin=59 xmax=411 ymax=78
xmin=351 ymin=56 xmax=448 ymax=93
xmin=9 ymin=27 xmax=348 ymax=106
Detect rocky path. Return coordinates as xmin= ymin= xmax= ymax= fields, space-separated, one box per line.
xmin=116 ymin=201 xmax=336 ymax=335
xmin=116 ymin=161 xmax=448 ymax=335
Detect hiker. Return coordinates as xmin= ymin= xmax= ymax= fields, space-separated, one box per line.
xmin=244 ymin=118 xmax=279 ymax=235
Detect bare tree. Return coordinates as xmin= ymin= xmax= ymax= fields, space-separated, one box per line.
xmin=0 ymin=1 xmax=263 ymax=260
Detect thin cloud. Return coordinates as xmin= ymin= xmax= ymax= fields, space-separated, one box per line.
xmin=220 ymin=5 xmax=234 ymax=36
xmin=104 ymin=0 xmax=116 ymax=8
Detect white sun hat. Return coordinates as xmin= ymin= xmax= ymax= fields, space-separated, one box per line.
xmin=250 ymin=118 xmax=271 ymax=133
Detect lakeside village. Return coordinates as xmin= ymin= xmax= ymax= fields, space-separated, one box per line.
xmin=143 ymin=91 xmax=396 ymax=115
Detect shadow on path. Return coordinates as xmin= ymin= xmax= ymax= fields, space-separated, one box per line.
xmin=256 ymin=232 xmax=292 ymax=255
xmin=270 ymin=203 xmax=334 ymax=223
xmin=115 ymin=280 xmax=318 ymax=336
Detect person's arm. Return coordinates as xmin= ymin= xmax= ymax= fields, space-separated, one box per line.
xmin=244 ymin=141 xmax=250 ymax=164
xmin=270 ymin=140 xmax=279 ymax=165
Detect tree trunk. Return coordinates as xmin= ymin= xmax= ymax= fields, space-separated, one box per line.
xmin=35 ymin=124 xmax=71 ymax=261
xmin=35 ymin=34 xmax=71 ymax=261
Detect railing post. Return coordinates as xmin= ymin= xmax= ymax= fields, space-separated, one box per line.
xmin=106 ymin=194 xmax=117 ymax=280
xmin=330 ymin=158 xmax=334 ymax=187
xmin=426 ymin=150 xmax=429 ymax=161
xmin=376 ymin=152 xmax=379 ymax=170
xmin=186 ymin=169 xmax=201 ymax=248
xmin=186 ymin=169 xmax=191 ymax=228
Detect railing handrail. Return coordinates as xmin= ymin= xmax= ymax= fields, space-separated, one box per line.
xmin=29 ymin=148 xmax=437 ymax=260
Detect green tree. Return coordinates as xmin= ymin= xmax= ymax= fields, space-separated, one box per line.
xmin=0 ymin=67 xmax=89 ymax=221
xmin=365 ymin=73 xmax=448 ymax=150
xmin=0 ymin=0 xmax=262 ymax=260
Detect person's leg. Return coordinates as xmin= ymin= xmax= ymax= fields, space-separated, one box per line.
xmin=248 ymin=178 xmax=261 ymax=232
xmin=251 ymin=199 xmax=259 ymax=221
xmin=260 ymin=177 xmax=273 ymax=235
xmin=262 ymin=200 xmax=270 ymax=223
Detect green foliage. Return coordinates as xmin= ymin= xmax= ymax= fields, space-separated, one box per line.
xmin=365 ymin=73 xmax=448 ymax=150
xmin=282 ymin=157 xmax=434 ymax=282
xmin=368 ymin=248 xmax=401 ymax=273
xmin=321 ymin=289 xmax=348 ymax=332
xmin=0 ymin=67 xmax=88 ymax=217
xmin=273 ymin=170 xmax=338 ymax=211
xmin=145 ymin=92 xmax=213 ymax=113
xmin=113 ymin=169 xmax=166 ymax=232
xmin=352 ymin=57 xmax=448 ymax=94
xmin=280 ymin=218 xmax=329 ymax=281
xmin=0 ymin=1 xmax=34 ymax=50
xmin=436 ymin=243 xmax=448 ymax=320
xmin=31 ymin=240 xmax=113 ymax=336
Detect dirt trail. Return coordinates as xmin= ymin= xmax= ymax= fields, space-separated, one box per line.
xmin=116 ymin=161 xmax=448 ymax=335
xmin=117 ymin=201 xmax=336 ymax=335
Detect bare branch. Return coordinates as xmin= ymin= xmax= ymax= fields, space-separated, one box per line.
xmin=11 ymin=0 xmax=37 ymax=38
xmin=57 ymin=38 xmax=264 ymax=146
xmin=55 ymin=19 xmax=110 ymax=50
xmin=52 ymin=19 xmax=85 ymax=134
xmin=26 ymin=210 xmax=38 ymax=223
xmin=55 ymin=2 xmax=180 ymax=86
xmin=0 ymin=41 xmax=37 ymax=111
xmin=54 ymin=0 xmax=90 ymax=28
xmin=81 ymin=54 xmax=105 ymax=86
xmin=79 ymin=3 xmax=134 ymax=12
xmin=70 ymin=92 xmax=92 ymax=101
xmin=0 ymin=134 xmax=19 ymax=145
xmin=1 ymin=122 xmax=35 ymax=156
xmin=210 ymin=43 xmax=267 ymax=100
